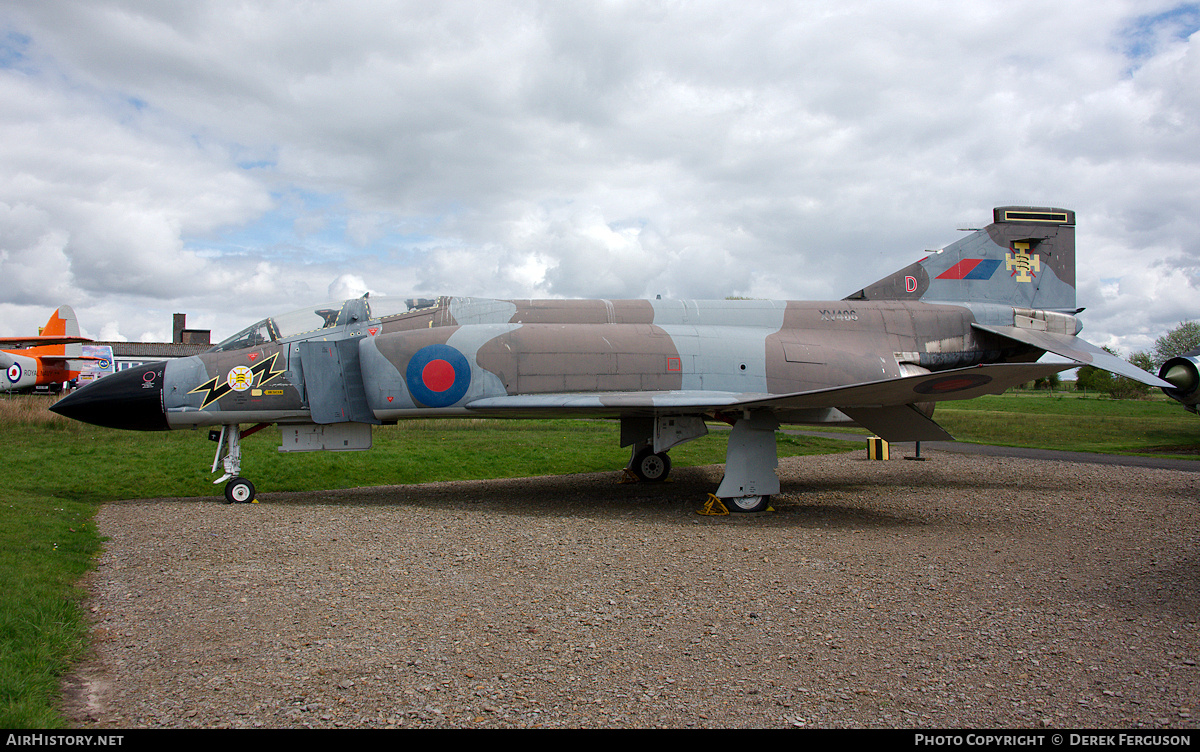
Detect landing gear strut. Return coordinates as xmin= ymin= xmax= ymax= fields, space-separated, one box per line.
xmin=209 ymin=423 xmax=270 ymax=504
xmin=716 ymin=412 xmax=780 ymax=513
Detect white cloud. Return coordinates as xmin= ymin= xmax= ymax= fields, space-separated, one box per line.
xmin=327 ymin=273 xmax=371 ymax=301
xmin=0 ymin=0 xmax=1195 ymax=361
xmin=98 ymin=321 xmax=127 ymax=342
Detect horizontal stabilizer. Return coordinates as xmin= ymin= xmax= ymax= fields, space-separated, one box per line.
xmin=37 ymin=355 xmax=105 ymax=365
xmin=972 ymin=324 xmax=1172 ymax=388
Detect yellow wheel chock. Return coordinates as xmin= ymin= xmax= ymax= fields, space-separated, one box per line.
xmin=697 ymin=493 xmax=729 ymax=515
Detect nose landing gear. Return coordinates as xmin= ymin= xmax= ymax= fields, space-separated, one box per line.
xmin=209 ymin=423 xmax=271 ymax=503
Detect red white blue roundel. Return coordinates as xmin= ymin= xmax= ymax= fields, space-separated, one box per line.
xmin=405 ymin=344 xmax=471 ymax=407
xmin=6 ymin=362 xmax=21 ymax=384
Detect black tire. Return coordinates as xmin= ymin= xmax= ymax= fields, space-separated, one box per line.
xmin=224 ymin=477 xmax=256 ymax=504
xmin=631 ymin=448 xmax=671 ymax=482
xmin=726 ymin=495 xmax=769 ymax=513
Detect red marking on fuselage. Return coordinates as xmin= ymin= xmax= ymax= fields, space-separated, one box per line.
xmin=422 ymin=359 xmax=455 ymax=393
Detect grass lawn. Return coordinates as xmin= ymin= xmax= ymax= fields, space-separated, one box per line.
xmin=1 ymin=388 xmax=1197 ymax=727
xmin=934 ymin=390 xmax=1200 ymax=457
xmin=0 ymin=398 xmax=850 ymax=728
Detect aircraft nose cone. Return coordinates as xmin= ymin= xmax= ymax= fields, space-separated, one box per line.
xmin=50 ymin=363 xmax=169 ymax=431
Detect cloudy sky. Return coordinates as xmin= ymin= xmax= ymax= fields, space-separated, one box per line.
xmin=1 ymin=1 xmax=1198 ymax=356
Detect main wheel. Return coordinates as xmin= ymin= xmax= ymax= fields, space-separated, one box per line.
xmin=224 ymin=477 xmax=256 ymax=504
xmin=631 ymin=448 xmax=671 ymax=483
xmin=726 ymin=495 xmax=769 ymax=513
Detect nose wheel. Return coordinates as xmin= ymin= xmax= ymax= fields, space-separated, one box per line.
xmin=224 ymin=476 xmax=256 ymax=504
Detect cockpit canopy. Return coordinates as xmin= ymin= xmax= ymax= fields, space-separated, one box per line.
xmin=209 ymin=296 xmax=439 ymax=352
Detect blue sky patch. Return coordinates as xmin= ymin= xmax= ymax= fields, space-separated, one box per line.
xmin=1120 ymin=3 xmax=1200 ymax=62
xmin=0 ymin=30 xmax=31 ymax=70
xmin=183 ymin=188 xmax=443 ymax=267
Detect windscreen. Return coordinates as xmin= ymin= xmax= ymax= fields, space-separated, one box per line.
xmin=210 ymin=296 xmax=440 ymax=352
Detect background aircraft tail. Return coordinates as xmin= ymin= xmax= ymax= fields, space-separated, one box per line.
xmin=40 ymin=305 xmax=82 ymax=339
xmin=38 ymin=305 xmax=84 ymax=360
xmin=846 ymin=206 xmax=1077 ymax=313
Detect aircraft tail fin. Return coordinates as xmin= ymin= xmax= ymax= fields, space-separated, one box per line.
xmin=40 ymin=306 xmax=83 ymax=358
xmin=845 ymin=206 xmax=1077 ymax=313
xmin=40 ymin=306 xmax=81 ymax=339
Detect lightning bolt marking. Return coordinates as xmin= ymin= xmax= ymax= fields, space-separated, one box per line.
xmin=189 ymin=352 xmax=286 ymax=409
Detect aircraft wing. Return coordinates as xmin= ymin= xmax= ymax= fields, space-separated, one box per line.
xmin=467 ymin=362 xmax=1073 ymax=414
xmin=465 ymin=390 xmax=749 ymax=416
xmin=731 ymin=361 xmax=1066 ymax=410
xmin=971 ymin=324 xmax=1173 ymax=388
xmin=0 ymin=336 xmax=91 ymax=347
xmin=466 ymin=362 xmax=1073 ymax=441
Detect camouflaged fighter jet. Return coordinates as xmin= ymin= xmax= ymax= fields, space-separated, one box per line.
xmin=50 ymin=206 xmax=1172 ymax=509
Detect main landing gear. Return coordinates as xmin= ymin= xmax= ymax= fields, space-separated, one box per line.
xmin=621 ymin=412 xmax=780 ymax=513
xmin=209 ymin=424 xmax=270 ymax=504
xmin=629 ymin=445 xmax=672 ymax=483
xmin=712 ymin=412 xmax=780 ymax=513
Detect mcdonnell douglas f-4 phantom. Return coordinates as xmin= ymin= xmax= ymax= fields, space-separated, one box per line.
xmin=51 ymin=207 xmax=1172 ymax=509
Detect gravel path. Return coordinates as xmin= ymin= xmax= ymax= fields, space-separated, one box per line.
xmin=64 ymin=451 xmax=1200 ymax=729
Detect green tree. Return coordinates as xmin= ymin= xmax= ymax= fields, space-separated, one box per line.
xmin=1033 ymin=373 xmax=1060 ymax=391
xmin=1075 ymin=346 xmax=1119 ymax=393
xmin=1074 ymin=366 xmax=1112 ymax=392
xmin=1077 ymin=346 xmax=1151 ymax=399
xmin=1109 ymin=349 xmax=1153 ymax=400
xmin=1151 ymin=321 xmax=1200 ymax=369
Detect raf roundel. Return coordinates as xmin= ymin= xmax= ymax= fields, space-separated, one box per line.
xmin=6 ymin=362 xmax=21 ymax=383
xmin=405 ymin=344 xmax=471 ymax=408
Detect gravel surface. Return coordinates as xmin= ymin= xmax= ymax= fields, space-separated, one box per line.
xmin=64 ymin=451 xmax=1200 ymax=729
